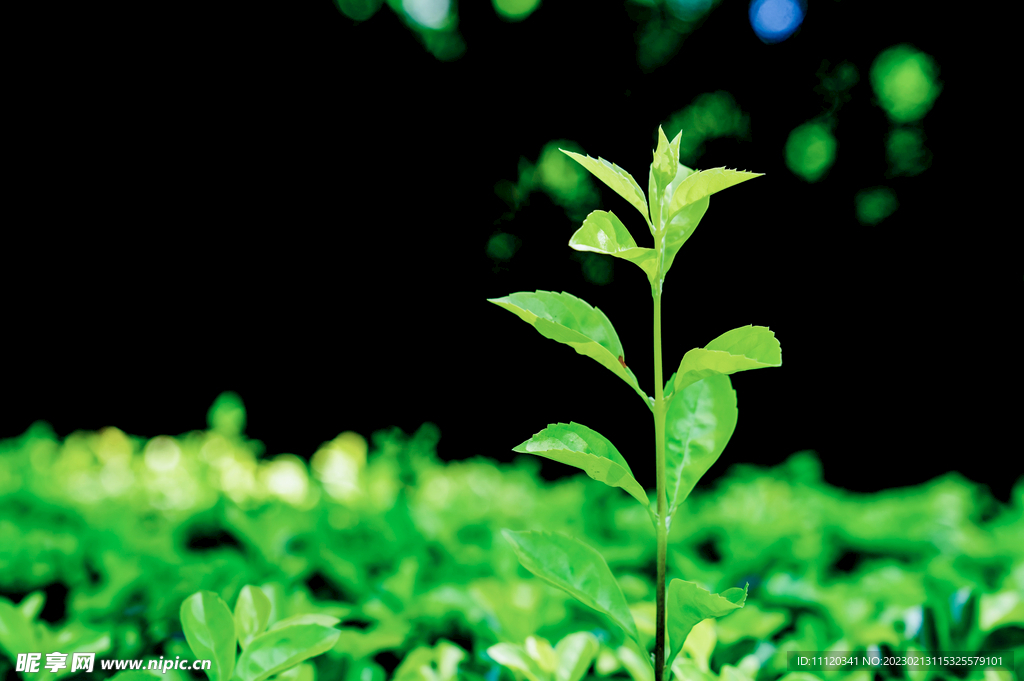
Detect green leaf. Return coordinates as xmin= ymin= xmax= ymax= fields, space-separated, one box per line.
xmin=666 ymin=581 xmax=747 ymax=672
xmin=652 ymin=127 xmax=681 ymax=191
xmin=665 ymin=374 xmax=738 ymax=516
xmin=274 ymin=662 xmax=316 ymax=681
xmin=395 ymin=640 xmax=465 ymax=681
xmin=267 ymin=614 xmax=341 ymax=631
xmin=0 ymin=597 xmax=38 ymax=655
xmin=487 ymin=643 xmax=545 ymax=681
xmin=180 ymin=591 xmax=237 ymax=681
xmin=555 ymin=632 xmax=600 ymax=681
xmin=234 ymin=585 xmax=272 ymax=650
xmin=526 ymin=635 xmax=559 ymax=674
xmin=671 ymin=325 xmax=781 ymax=396
xmin=488 ymin=291 xmax=650 ymax=408
xmin=666 ymin=168 xmax=762 ymax=222
xmin=501 ymin=529 xmax=639 ymax=643
xmin=235 ymin=623 xmax=341 ymax=681
xmin=560 ymin=150 xmax=650 ymax=226
xmin=514 ymin=422 xmax=648 ymax=507
xmin=569 ymin=211 xmax=658 ymax=285
xmin=17 ymin=592 xmax=45 ymax=621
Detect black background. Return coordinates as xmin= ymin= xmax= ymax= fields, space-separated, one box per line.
xmin=3 ymin=0 xmax=1017 ymax=500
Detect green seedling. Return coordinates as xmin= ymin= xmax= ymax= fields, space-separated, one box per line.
xmin=488 ymin=127 xmax=781 ymax=681
xmin=179 ymin=586 xmax=340 ymax=681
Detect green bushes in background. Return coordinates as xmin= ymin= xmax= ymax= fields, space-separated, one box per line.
xmin=1 ymin=394 xmax=1021 ymax=681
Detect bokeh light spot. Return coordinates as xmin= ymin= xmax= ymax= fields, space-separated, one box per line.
xmin=486 ymin=232 xmax=522 ymax=262
xmin=870 ymin=45 xmax=942 ymax=123
xmin=662 ymin=91 xmax=749 ymax=164
xmin=749 ymin=0 xmax=804 ymax=44
xmin=886 ymin=127 xmax=931 ymax=177
xmin=402 ymin=0 xmax=450 ymax=29
xmin=208 ymin=391 xmax=246 ymax=436
xmin=493 ymin=0 xmax=540 ymax=21
xmin=855 ymin=187 xmax=898 ymax=225
xmin=785 ymin=122 xmax=836 ymax=182
xmin=332 ymin=0 xmax=382 ymax=21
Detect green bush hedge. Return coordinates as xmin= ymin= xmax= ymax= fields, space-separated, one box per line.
xmin=1 ymin=394 xmax=1021 ymax=681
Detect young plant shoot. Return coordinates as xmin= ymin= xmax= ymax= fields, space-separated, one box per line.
xmin=488 ymin=127 xmax=782 ymax=681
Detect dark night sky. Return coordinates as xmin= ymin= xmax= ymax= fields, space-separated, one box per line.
xmin=3 ymin=1 xmax=1017 ymax=500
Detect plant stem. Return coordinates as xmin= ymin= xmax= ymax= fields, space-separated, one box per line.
xmin=653 ymin=287 xmax=668 ymax=681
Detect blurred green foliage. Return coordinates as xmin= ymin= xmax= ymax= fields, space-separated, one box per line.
xmin=2 ymin=395 xmax=1022 ymax=681
xmin=854 ymin=187 xmax=898 ymax=225
xmin=870 ymin=45 xmax=942 ymax=124
xmin=662 ymin=92 xmax=750 ymax=165
xmin=495 ymin=140 xmax=601 ymax=224
xmin=785 ymin=122 xmax=836 ymax=182
xmin=886 ymin=127 xmax=931 ymax=177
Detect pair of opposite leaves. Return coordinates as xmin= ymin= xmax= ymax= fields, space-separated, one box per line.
xmin=173 ymin=587 xmax=340 ymax=681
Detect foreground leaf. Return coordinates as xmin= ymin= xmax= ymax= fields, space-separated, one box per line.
xmin=666 ymin=580 xmax=747 ymax=671
xmin=666 ymin=168 xmax=762 ymax=222
xmin=665 ymin=374 xmax=738 ymax=516
xmin=235 ymin=623 xmax=341 ymax=681
xmin=514 ymin=423 xmax=648 ymax=507
xmin=671 ymin=325 xmax=781 ymax=396
xmin=561 ymin=150 xmax=650 ymax=226
xmin=652 ymin=127 xmax=682 ymax=191
xmin=180 ymin=591 xmax=236 ymax=681
xmin=569 ymin=211 xmax=658 ymax=285
xmin=234 ymin=585 xmax=272 ymax=650
xmin=488 ymin=291 xmax=649 ymax=407
xmin=502 ymin=530 xmax=639 ymax=643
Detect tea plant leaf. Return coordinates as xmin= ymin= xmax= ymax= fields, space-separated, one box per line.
xmin=568 ymin=211 xmax=659 ymax=286
xmin=670 ymin=325 xmax=781 ymax=396
xmin=514 ymin=422 xmax=649 ymax=508
xmin=666 ymin=168 xmax=762 ymax=222
xmin=652 ymin=127 xmax=682 ymax=191
xmin=488 ymin=291 xmax=651 ymax=408
xmin=276 ymin=663 xmax=316 ymax=681
xmin=395 ymin=639 xmax=465 ymax=681
xmin=0 ymin=597 xmax=39 ymax=654
xmin=501 ymin=529 xmax=640 ymax=643
xmin=234 ymin=585 xmax=272 ymax=650
xmin=235 ymin=623 xmax=341 ymax=681
xmin=560 ymin=150 xmax=651 ymax=227
xmin=268 ymin=613 xmax=341 ymax=630
xmin=526 ymin=635 xmax=560 ymax=674
xmin=645 ymin=162 xmax=710 ymax=283
xmin=555 ymin=632 xmax=600 ymax=681
xmin=665 ymin=374 xmax=738 ymax=516
xmin=180 ymin=591 xmax=237 ymax=681
xmin=487 ymin=643 xmax=546 ymax=681
xmin=666 ymin=580 xmax=747 ymax=672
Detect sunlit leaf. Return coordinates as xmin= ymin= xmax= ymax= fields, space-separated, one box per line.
xmin=180 ymin=591 xmax=237 ymax=681
xmin=671 ymin=325 xmax=781 ymax=396
xmin=235 ymin=623 xmax=340 ymax=681
xmin=501 ymin=529 xmax=639 ymax=643
xmin=487 ymin=643 xmax=545 ymax=681
xmin=555 ymin=632 xmax=600 ymax=681
xmin=666 ymin=168 xmax=762 ymax=222
xmin=488 ymin=290 xmax=650 ymax=407
xmin=569 ymin=211 xmax=658 ymax=285
xmin=666 ymin=580 xmax=747 ymax=671
xmin=234 ymin=585 xmax=272 ymax=650
xmin=561 ymin=150 xmax=650 ymax=226
xmin=652 ymin=127 xmax=681 ymax=191
xmin=514 ymin=422 xmax=648 ymax=507
xmin=665 ymin=374 xmax=738 ymax=516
